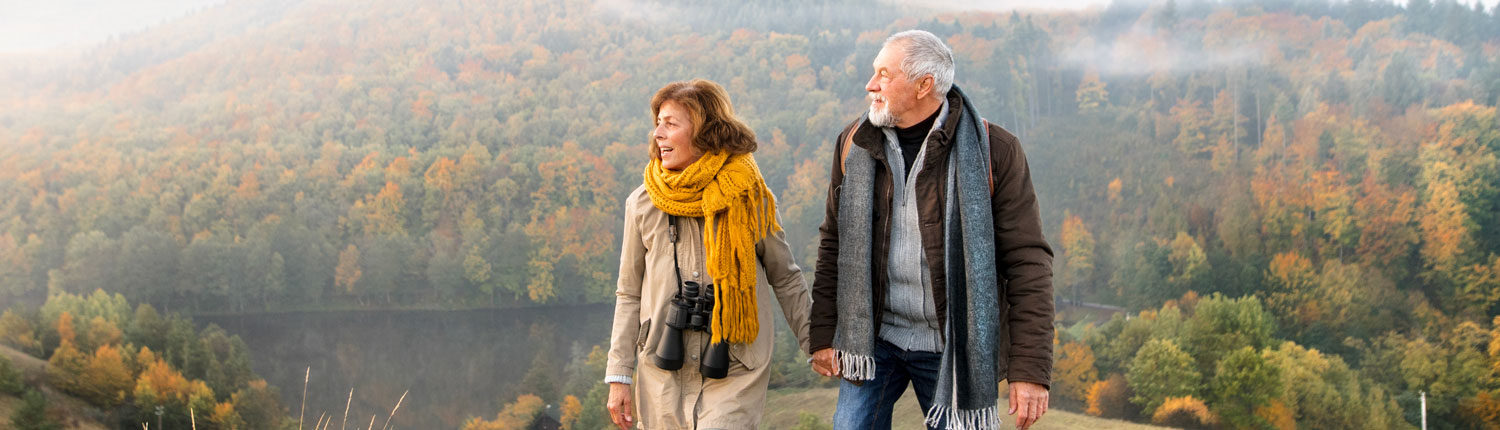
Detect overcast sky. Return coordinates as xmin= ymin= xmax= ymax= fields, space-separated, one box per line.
xmin=1 ymin=0 xmax=1496 ymax=54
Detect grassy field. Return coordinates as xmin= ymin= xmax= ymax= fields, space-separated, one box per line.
xmin=0 ymin=345 xmax=108 ymax=430
xmin=762 ymin=387 xmax=1175 ymax=430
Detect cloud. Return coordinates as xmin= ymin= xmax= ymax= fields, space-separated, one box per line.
xmin=591 ymin=0 xmax=675 ymax=23
xmin=879 ymin=0 xmax=1111 ymax=12
xmin=1060 ymin=26 xmax=1267 ymax=76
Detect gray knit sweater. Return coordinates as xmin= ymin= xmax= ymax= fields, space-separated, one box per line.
xmin=876 ymin=103 xmax=948 ymax=353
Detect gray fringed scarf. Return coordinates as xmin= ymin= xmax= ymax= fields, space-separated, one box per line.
xmin=834 ymin=86 xmax=1001 ymax=430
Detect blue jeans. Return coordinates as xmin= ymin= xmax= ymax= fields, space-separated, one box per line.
xmin=832 ymin=340 xmax=946 ymax=430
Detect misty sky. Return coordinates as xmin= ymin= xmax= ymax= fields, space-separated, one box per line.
xmin=1 ymin=0 xmax=1497 ymax=54
xmin=0 ymin=0 xmax=226 ymax=53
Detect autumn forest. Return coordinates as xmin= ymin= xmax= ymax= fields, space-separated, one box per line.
xmin=2 ymin=0 xmax=1500 ymax=428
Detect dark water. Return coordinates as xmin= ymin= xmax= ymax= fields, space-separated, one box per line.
xmin=198 ymin=305 xmax=614 ymax=429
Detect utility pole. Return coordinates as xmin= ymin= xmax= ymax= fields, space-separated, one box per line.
xmin=1420 ymin=391 xmax=1427 ymax=430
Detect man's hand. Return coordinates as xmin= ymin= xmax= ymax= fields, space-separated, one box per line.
xmin=606 ymin=382 xmax=634 ymax=429
xmin=810 ymin=348 xmax=840 ymax=377
xmin=1008 ymin=381 xmax=1049 ymax=429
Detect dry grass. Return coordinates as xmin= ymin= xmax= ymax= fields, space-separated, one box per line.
xmin=761 ymin=387 xmax=1177 ymax=430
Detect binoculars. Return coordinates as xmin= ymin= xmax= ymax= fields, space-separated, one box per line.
xmin=652 ymin=281 xmax=731 ymax=379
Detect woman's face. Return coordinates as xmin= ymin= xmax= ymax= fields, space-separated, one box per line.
xmin=654 ymin=101 xmax=704 ymax=171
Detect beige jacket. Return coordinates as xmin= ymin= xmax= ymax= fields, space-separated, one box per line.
xmin=607 ymin=185 xmax=812 ymax=430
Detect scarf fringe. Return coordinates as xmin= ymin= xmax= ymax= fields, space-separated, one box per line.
xmin=924 ymin=404 xmax=1001 ymax=430
xmin=837 ymin=352 xmax=876 ymax=381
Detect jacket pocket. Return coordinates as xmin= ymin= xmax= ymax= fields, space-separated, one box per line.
xmin=636 ymin=319 xmax=651 ymax=352
xmin=729 ymin=341 xmax=770 ymax=371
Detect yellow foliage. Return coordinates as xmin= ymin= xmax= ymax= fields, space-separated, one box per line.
xmin=0 ymin=310 xmax=41 ymax=353
xmin=86 ymin=316 xmax=122 ymax=348
xmin=464 ymin=394 xmax=546 ymax=430
xmin=335 ymin=244 xmax=362 ymax=293
xmin=1054 ymin=342 xmax=1099 ymax=403
xmin=46 ymin=340 xmax=85 ymax=393
xmin=134 ymin=357 xmax=216 ymax=408
xmin=78 ymin=344 xmax=133 ymax=406
xmin=560 ymin=395 xmax=583 ymax=430
xmin=211 ymin=401 xmax=244 ymax=430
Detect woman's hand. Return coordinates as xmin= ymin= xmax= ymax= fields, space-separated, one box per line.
xmin=606 ymin=382 xmax=634 ymax=429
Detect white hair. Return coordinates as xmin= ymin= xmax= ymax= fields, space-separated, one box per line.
xmin=885 ymin=30 xmax=955 ymax=96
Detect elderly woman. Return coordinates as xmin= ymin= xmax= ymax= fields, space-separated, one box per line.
xmin=604 ymin=79 xmax=812 ymax=429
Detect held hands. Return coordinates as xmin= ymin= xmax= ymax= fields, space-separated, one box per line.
xmin=810 ymin=348 xmax=839 ymax=377
xmin=1007 ymin=381 xmax=1049 ymax=429
xmin=606 ymin=382 xmax=634 ymax=429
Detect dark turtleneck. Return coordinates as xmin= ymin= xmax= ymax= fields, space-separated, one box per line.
xmin=894 ymin=107 xmax=941 ymax=178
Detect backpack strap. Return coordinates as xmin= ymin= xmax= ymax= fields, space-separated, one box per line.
xmin=982 ymin=118 xmax=994 ymax=193
xmin=839 ymin=121 xmax=861 ymax=176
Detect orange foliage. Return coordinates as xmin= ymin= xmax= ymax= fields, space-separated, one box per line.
xmin=210 ymin=401 xmax=245 ymax=430
xmin=1462 ymin=391 xmax=1500 ymax=430
xmin=78 ymin=344 xmax=133 ymax=406
xmin=57 ymin=311 xmax=76 ymax=345
xmin=1086 ymin=373 xmax=1133 ymax=419
xmin=366 ymin=182 xmax=408 ymax=236
xmin=1054 ymin=342 xmax=1099 ymax=403
xmin=1257 ymin=399 xmax=1297 ymax=430
xmin=1151 ymin=396 xmax=1216 ymax=428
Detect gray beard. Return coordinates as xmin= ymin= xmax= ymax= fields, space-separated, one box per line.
xmin=868 ymin=106 xmax=899 ymax=128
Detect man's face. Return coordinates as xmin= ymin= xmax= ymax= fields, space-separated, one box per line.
xmin=865 ymin=42 xmax=919 ymax=128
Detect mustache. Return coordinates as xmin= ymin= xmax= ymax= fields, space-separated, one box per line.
xmin=866 ymin=92 xmax=886 ymax=103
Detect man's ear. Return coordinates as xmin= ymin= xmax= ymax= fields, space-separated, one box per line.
xmin=917 ymin=75 xmax=935 ymax=100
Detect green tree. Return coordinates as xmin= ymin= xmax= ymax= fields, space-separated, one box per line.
xmin=1209 ymin=347 xmax=1281 ymax=430
xmin=1127 ymin=338 xmax=1201 ymax=415
xmin=53 ymin=230 xmax=118 ymax=294
xmin=230 ymin=380 xmax=285 ymax=430
xmin=0 ymin=354 xmax=23 ymax=395
xmin=1265 ymin=341 xmax=1404 ymax=430
xmin=116 ymin=226 xmax=180 ymax=304
xmin=1181 ymin=294 xmax=1274 ymax=376
xmin=11 ymin=389 xmax=61 ymax=430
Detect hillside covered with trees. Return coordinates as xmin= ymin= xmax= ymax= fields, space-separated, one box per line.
xmin=2 ymin=0 xmax=1500 ymax=428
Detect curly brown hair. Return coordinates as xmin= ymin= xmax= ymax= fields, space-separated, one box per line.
xmin=649 ymin=79 xmax=758 ymax=160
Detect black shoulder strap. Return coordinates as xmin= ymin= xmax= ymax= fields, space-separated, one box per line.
xmin=669 ymin=215 xmax=684 ymax=294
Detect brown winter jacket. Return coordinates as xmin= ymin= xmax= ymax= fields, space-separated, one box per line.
xmin=809 ymin=90 xmax=1056 ymax=387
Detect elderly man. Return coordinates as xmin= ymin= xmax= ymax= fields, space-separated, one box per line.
xmin=808 ymin=30 xmax=1055 ymax=430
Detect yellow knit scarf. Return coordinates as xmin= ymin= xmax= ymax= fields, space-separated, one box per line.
xmin=643 ymin=151 xmax=780 ymax=345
